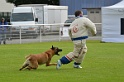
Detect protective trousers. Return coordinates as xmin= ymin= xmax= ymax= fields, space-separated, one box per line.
xmin=65 ymin=39 xmax=87 ymax=64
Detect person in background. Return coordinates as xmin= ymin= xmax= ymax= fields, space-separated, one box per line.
xmin=56 ymin=10 xmax=97 ymax=69
xmin=0 ymin=18 xmax=8 ymax=44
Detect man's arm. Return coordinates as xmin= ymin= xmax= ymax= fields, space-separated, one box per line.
xmin=85 ymin=18 xmax=97 ymax=36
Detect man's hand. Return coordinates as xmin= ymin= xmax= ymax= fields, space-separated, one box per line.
xmin=93 ymin=34 xmax=96 ymax=36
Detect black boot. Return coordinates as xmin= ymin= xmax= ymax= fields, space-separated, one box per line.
xmin=73 ymin=62 xmax=82 ymax=68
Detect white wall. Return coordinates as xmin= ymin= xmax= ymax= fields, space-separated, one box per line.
xmin=102 ymin=7 xmax=124 ymax=42
xmin=0 ymin=0 xmax=15 ymax=12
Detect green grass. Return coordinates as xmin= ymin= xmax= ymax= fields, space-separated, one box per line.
xmin=0 ymin=40 xmax=124 ymax=82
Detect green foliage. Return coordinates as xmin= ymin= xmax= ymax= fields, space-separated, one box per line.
xmin=6 ymin=0 xmax=59 ymax=6
xmin=0 ymin=40 xmax=124 ymax=82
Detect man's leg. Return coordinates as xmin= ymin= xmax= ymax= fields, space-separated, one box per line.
xmin=3 ymin=33 xmax=6 ymax=44
xmin=0 ymin=34 xmax=3 ymax=45
xmin=56 ymin=42 xmax=82 ymax=69
xmin=74 ymin=45 xmax=87 ymax=68
xmin=56 ymin=52 xmax=75 ymax=69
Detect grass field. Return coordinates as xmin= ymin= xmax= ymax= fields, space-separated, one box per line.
xmin=0 ymin=40 xmax=124 ymax=82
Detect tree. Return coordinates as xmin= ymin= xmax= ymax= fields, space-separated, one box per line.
xmin=6 ymin=0 xmax=59 ymax=6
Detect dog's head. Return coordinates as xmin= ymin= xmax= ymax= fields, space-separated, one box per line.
xmin=51 ymin=45 xmax=62 ymax=56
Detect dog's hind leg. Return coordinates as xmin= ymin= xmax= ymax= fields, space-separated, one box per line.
xmin=25 ymin=66 xmax=33 ymax=70
xmin=19 ymin=63 xmax=29 ymax=71
xmin=30 ymin=61 xmax=38 ymax=69
xmin=19 ymin=59 xmax=30 ymax=71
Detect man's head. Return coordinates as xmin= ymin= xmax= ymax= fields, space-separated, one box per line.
xmin=1 ymin=18 xmax=5 ymax=22
xmin=74 ymin=10 xmax=83 ymax=17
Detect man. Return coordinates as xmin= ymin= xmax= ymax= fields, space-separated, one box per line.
xmin=0 ymin=18 xmax=8 ymax=44
xmin=56 ymin=10 xmax=97 ymax=69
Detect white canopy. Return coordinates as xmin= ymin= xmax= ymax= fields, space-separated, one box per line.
xmin=102 ymin=0 xmax=124 ymax=42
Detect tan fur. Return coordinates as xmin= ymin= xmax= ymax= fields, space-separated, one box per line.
xmin=19 ymin=49 xmax=59 ymax=71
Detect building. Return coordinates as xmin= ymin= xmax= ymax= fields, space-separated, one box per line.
xmin=60 ymin=0 xmax=122 ymax=35
xmin=0 ymin=0 xmax=15 ymax=20
xmin=60 ymin=0 xmax=122 ymax=22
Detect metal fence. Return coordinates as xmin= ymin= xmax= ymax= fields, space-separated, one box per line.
xmin=0 ymin=23 xmax=101 ymax=44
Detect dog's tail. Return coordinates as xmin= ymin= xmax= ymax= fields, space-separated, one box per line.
xmin=25 ymin=54 xmax=32 ymax=59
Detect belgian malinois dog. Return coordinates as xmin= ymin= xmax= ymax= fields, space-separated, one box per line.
xmin=19 ymin=45 xmax=62 ymax=71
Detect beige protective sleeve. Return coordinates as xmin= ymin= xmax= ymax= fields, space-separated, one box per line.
xmin=85 ymin=18 xmax=97 ymax=36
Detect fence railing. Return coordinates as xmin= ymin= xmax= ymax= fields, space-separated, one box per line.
xmin=0 ymin=23 xmax=101 ymax=44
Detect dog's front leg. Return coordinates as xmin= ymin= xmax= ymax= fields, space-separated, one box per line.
xmin=46 ymin=60 xmax=51 ymax=66
xmin=49 ymin=63 xmax=57 ymax=66
xmin=46 ymin=63 xmax=57 ymax=66
xmin=46 ymin=60 xmax=57 ymax=66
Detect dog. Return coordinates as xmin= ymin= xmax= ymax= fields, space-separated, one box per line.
xmin=19 ymin=45 xmax=62 ymax=71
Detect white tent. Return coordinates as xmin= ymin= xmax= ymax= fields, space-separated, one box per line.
xmin=102 ymin=0 xmax=124 ymax=42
